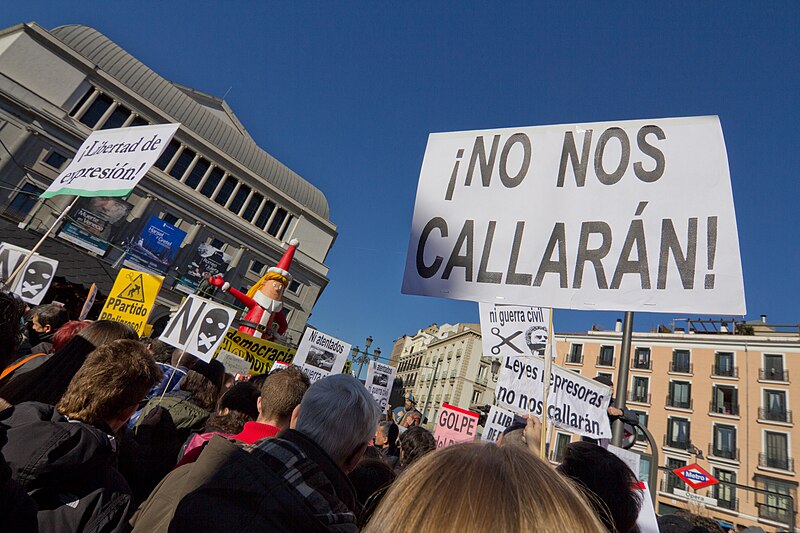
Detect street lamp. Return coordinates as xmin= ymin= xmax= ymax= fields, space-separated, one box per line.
xmin=351 ymin=335 xmax=381 ymax=378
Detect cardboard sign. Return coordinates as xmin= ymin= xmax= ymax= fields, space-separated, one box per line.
xmin=495 ymin=355 xmax=612 ymax=439
xmin=214 ymin=328 xmax=296 ymax=375
xmin=98 ymin=268 xmax=162 ymax=335
xmin=482 ymin=405 xmax=514 ymax=443
xmin=434 ymin=403 xmax=480 ymax=448
xmin=215 ymin=350 xmax=253 ymax=376
xmin=294 ymin=328 xmax=351 ymax=384
xmin=0 ymin=243 xmax=59 ymax=305
xmin=672 ymin=463 xmax=718 ymax=490
xmin=479 ymin=303 xmax=552 ymax=359
xmin=402 ymin=116 xmax=745 ymax=315
xmin=41 ymin=123 xmax=180 ymax=198
xmin=159 ymin=295 xmax=237 ymax=362
xmin=366 ymin=361 xmax=398 ymax=411
xmin=78 ymin=283 xmax=98 ymax=320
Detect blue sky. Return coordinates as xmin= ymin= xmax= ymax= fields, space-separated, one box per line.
xmin=5 ymin=2 xmax=799 ymax=361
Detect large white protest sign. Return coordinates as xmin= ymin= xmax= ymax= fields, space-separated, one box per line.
xmin=479 ymin=303 xmax=552 ymax=360
xmin=0 ymin=243 xmax=59 ymax=305
xmin=294 ymin=328 xmax=351 ymax=384
xmin=41 ymin=123 xmax=180 ymax=198
xmin=481 ymin=405 xmax=514 ymax=443
xmin=159 ymin=295 xmax=237 ymax=362
xmin=495 ymin=355 xmax=612 ymax=439
xmin=366 ymin=360 xmax=397 ymax=411
xmin=434 ymin=403 xmax=479 ymax=448
xmin=402 ymin=116 xmax=745 ymax=315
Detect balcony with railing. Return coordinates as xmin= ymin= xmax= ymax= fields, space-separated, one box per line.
xmin=566 ymin=352 xmax=584 ymax=365
xmin=628 ymin=391 xmax=651 ymax=404
xmin=758 ymin=408 xmax=792 ymax=424
xmin=632 ymin=359 xmax=652 ymax=370
xmin=715 ymin=496 xmax=739 ymax=511
xmin=758 ymin=502 xmax=793 ymax=523
xmin=712 ymin=364 xmax=738 ymax=378
xmin=758 ymin=453 xmax=794 ymax=472
xmin=760 ymin=368 xmax=789 ymax=382
xmin=660 ymin=476 xmax=685 ymax=494
xmin=596 ymin=355 xmax=615 ymax=367
xmin=475 ymin=375 xmax=488 ymax=386
xmin=707 ymin=443 xmax=739 ymax=461
xmin=663 ymin=434 xmax=690 ymax=450
xmin=666 ymin=395 xmax=692 ymax=410
xmin=669 ymin=361 xmax=693 ymax=374
xmin=710 ymin=400 xmax=739 ymax=416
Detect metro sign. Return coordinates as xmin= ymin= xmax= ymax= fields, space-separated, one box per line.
xmin=672 ymin=463 xmax=719 ymax=490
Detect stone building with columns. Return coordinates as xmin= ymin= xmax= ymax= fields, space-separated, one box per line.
xmin=0 ymin=22 xmax=336 ymax=342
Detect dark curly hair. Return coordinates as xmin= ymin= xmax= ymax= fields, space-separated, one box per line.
xmin=398 ymin=426 xmax=436 ymax=468
xmin=0 ymin=291 xmax=25 ymax=368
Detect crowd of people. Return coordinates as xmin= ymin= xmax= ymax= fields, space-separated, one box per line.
xmin=1 ymin=290 xmax=735 ymax=532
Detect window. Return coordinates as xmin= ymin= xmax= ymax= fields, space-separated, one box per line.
xmin=630 ymin=376 xmax=649 ymax=403
xmin=568 ymin=344 xmax=583 ymax=364
xmin=596 ymin=372 xmax=612 ymax=382
xmin=69 ymin=87 xmax=94 ymax=115
xmin=666 ymin=417 xmax=690 ymax=449
xmin=228 ymin=184 xmax=250 ymax=214
xmin=552 ymin=433 xmax=571 ymax=463
xmin=598 ymin=345 xmax=614 ymax=367
xmin=242 ymin=193 xmax=263 ymax=222
xmin=762 ymin=432 xmax=791 ymax=471
xmin=129 ymin=115 xmax=148 ymax=127
xmin=79 ymin=93 xmax=113 ymax=128
xmin=761 ymin=390 xmax=790 ymax=423
xmin=757 ymin=475 xmax=795 ymax=523
xmin=633 ymin=411 xmax=649 ymax=442
xmin=3 ymin=183 xmax=43 ymax=222
xmin=671 ymin=349 xmax=691 ymax=373
xmin=665 ymin=458 xmax=686 ymax=492
xmin=249 ymin=259 xmax=265 ymax=274
xmin=209 ymin=238 xmax=225 ymax=249
xmin=633 ymin=347 xmax=651 ymax=369
xmin=762 ymin=354 xmax=787 ymax=381
xmin=267 ymin=207 xmax=288 ymax=236
xmin=162 ymin=213 xmax=180 ymax=226
xmin=155 ymin=140 xmax=180 ymax=170
xmin=100 ymin=105 xmax=131 ymax=130
xmin=255 ymin=199 xmax=276 ymax=229
xmin=668 ymin=381 xmax=691 ymax=409
xmin=288 ymin=279 xmax=301 ymax=294
xmin=43 ymin=151 xmax=68 ymax=169
xmin=712 ymin=424 xmax=737 ymax=460
xmin=471 ymin=390 xmax=481 ymax=404
xmin=214 ymin=176 xmax=236 ymax=206
xmin=714 ymin=351 xmax=736 ymax=377
xmin=711 ymin=385 xmax=739 ymax=416
xmin=714 ymin=469 xmax=737 ymax=510
xmin=200 ymin=167 xmax=224 ymax=198
xmin=184 ymin=157 xmax=209 ymax=188
xmin=169 ymin=148 xmax=195 ymax=180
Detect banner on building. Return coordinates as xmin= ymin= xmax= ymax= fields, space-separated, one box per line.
xmin=159 ymin=295 xmax=237 ymax=362
xmin=479 ymin=303 xmax=552 ymax=361
xmin=495 ymin=354 xmax=612 ymax=439
xmin=294 ymin=328 xmax=351 ymax=384
xmin=481 ymin=405 xmax=515 ymax=444
xmin=98 ymin=268 xmax=162 ymax=335
xmin=213 ymin=328 xmax=296 ymax=375
xmin=58 ymin=196 xmax=132 ymax=255
xmin=0 ymin=242 xmax=59 ymax=305
xmin=175 ymin=242 xmax=232 ymax=294
xmin=123 ymin=216 xmax=187 ymax=275
xmin=41 ymin=123 xmax=180 ymax=198
xmin=366 ymin=361 xmax=397 ymax=411
xmin=434 ymin=403 xmax=479 ymax=448
xmin=402 ymin=116 xmax=745 ymax=315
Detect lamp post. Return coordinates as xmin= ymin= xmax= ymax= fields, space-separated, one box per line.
xmin=351 ymin=335 xmax=381 ymax=379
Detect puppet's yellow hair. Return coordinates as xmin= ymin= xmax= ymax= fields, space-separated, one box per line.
xmin=246 ymin=271 xmax=289 ymax=298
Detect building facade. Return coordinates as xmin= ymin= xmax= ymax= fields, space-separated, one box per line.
xmin=0 ymin=23 xmax=336 ymax=342
xmin=553 ymin=322 xmax=799 ymax=531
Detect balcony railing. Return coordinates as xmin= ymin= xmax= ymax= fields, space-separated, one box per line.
xmin=660 ymin=477 xmax=684 ymax=494
xmin=663 ymin=434 xmax=690 ymax=450
xmin=758 ymin=453 xmax=794 ymax=471
xmin=596 ymin=355 xmax=615 ymax=367
xmin=710 ymin=401 xmax=739 ymax=416
xmin=760 ymin=368 xmax=789 ymax=382
xmin=712 ymin=365 xmax=738 ymax=378
xmin=475 ymin=375 xmax=488 ymax=386
xmin=708 ymin=443 xmax=739 ymax=461
xmin=715 ymin=496 xmax=739 ymax=511
xmin=566 ymin=353 xmax=584 ymax=364
xmin=632 ymin=359 xmax=652 ymax=370
xmin=758 ymin=502 xmax=792 ymax=523
xmin=666 ymin=395 xmax=692 ymax=409
xmin=759 ymin=408 xmax=792 ymax=423
xmin=669 ymin=362 xmax=693 ymax=374
xmin=628 ymin=391 xmax=651 ymax=404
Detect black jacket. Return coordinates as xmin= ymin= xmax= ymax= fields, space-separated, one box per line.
xmin=0 ymin=402 xmax=135 ymax=533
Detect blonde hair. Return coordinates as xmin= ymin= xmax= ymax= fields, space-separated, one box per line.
xmin=245 ymin=271 xmax=289 ymax=298
xmin=364 ymin=443 xmax=606 ymax=533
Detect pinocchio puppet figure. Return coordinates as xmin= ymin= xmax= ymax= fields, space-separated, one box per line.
xmin=208 ymin=239 xmax=299 ymax=341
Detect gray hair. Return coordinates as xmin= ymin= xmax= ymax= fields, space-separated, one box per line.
xmin=295 ymin=374 xmax=380 ymax=465
xmin=378 ymin=420 xmax=393 ymax=438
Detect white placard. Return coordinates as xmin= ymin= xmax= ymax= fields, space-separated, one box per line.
xmin=636 ymin=483 xmax=659 ymax=533
xmin=41 ymin=123 xmax=180 ymax=198
xmin=481 ymin=405 xmax=514 ymax=443
xmin=294 ymin=328 xmax=351 ymax=384
xmin=366 ymin=360 xmax=397 ymax=411
xmin=495 ymin=355 xmax=612 ymax=439
xmin=479 ymin=303 xmax=552 ymax=360
xmin=0 ymin=243 xmax=59 ymax=305
xmin=402 ymin=116 xmax=745 ymax=315
xmin=215 ymin=350 xmax=253 ymax=376
xmin=159 ymin=295 xmax=237 ymax=362
xmin=608 ymin=444 xmax=641 ymax=479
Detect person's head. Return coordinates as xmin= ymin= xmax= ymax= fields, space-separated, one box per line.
xmin=499 ymin=427 xmax=526 ymax=449
xmin=145 ymin=338 xmax=175 ymax=364
xmin=51 ymin=320 xmax=90 ymax=353
xmin=258 ymin=365 xmax=309 ymax=427
xmin=218 ymin=381 xmax=260 ymax=420
xmin=77 ymin=320 xmax=139 ymax=346
xmin=375 ymin=421 xmax=398 ymax=449
xmin=292 ymin=374 xmax=380 ymax=473
xmin=0 ymin=291 xmax=25 ymax=366
xmin=557 ymin=442 xmax=642 ymax=533
xmin=31 ymin=304 xmax=69 ymax=335
xmin=349 ymin=459 xmax=396 ymax=526
xmin=56 ymin=339 xmax=162 ymax=432
xmin=366 ymin=443 xmax=605 ymax=533
xmin=180 ymin=359 xmax=225 ymax=411
xmin=171 ymin=348 xmax=198 ymax=369
xmin=403 ymin=393 xmax=415 ymax=411
xmin=398 ymin=426 xmax=435 ymax=467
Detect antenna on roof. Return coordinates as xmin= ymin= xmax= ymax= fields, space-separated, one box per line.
xmin=222 ymin=86 xmax=233 ymax=100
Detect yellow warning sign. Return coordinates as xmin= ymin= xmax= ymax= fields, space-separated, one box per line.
xmin=99 ymin=268 xmax=163 ymax=335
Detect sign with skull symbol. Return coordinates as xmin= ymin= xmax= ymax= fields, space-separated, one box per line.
xmin=0 ymin=242 xmax=59 ymax=305
xmin=159 ymin=294 xmax=237 ymax=362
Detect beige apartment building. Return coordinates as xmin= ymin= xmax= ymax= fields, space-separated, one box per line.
xmin=395 ymin=323 xmax=496 ymax=424
xmin=553 ymin=320 xmax=799 ymax=531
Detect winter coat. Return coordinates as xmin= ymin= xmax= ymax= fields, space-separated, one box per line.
xmin=0 ymin=402 xmax=135 ymax=533
xmin=131 ymin=429 xmax=359 ymax=532
xmin=135 ymin=391 xmax=210 ymax=439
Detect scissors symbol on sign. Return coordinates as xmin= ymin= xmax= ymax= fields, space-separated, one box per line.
xmin=490 ymin=327 xmax=524 ymax=355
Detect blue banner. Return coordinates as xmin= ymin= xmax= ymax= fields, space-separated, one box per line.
xmin=123 ymin=215 xmax=186 ymax=275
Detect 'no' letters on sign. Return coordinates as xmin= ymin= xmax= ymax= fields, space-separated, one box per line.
xmin=402 ymin=116 xmax=745 ymax=315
